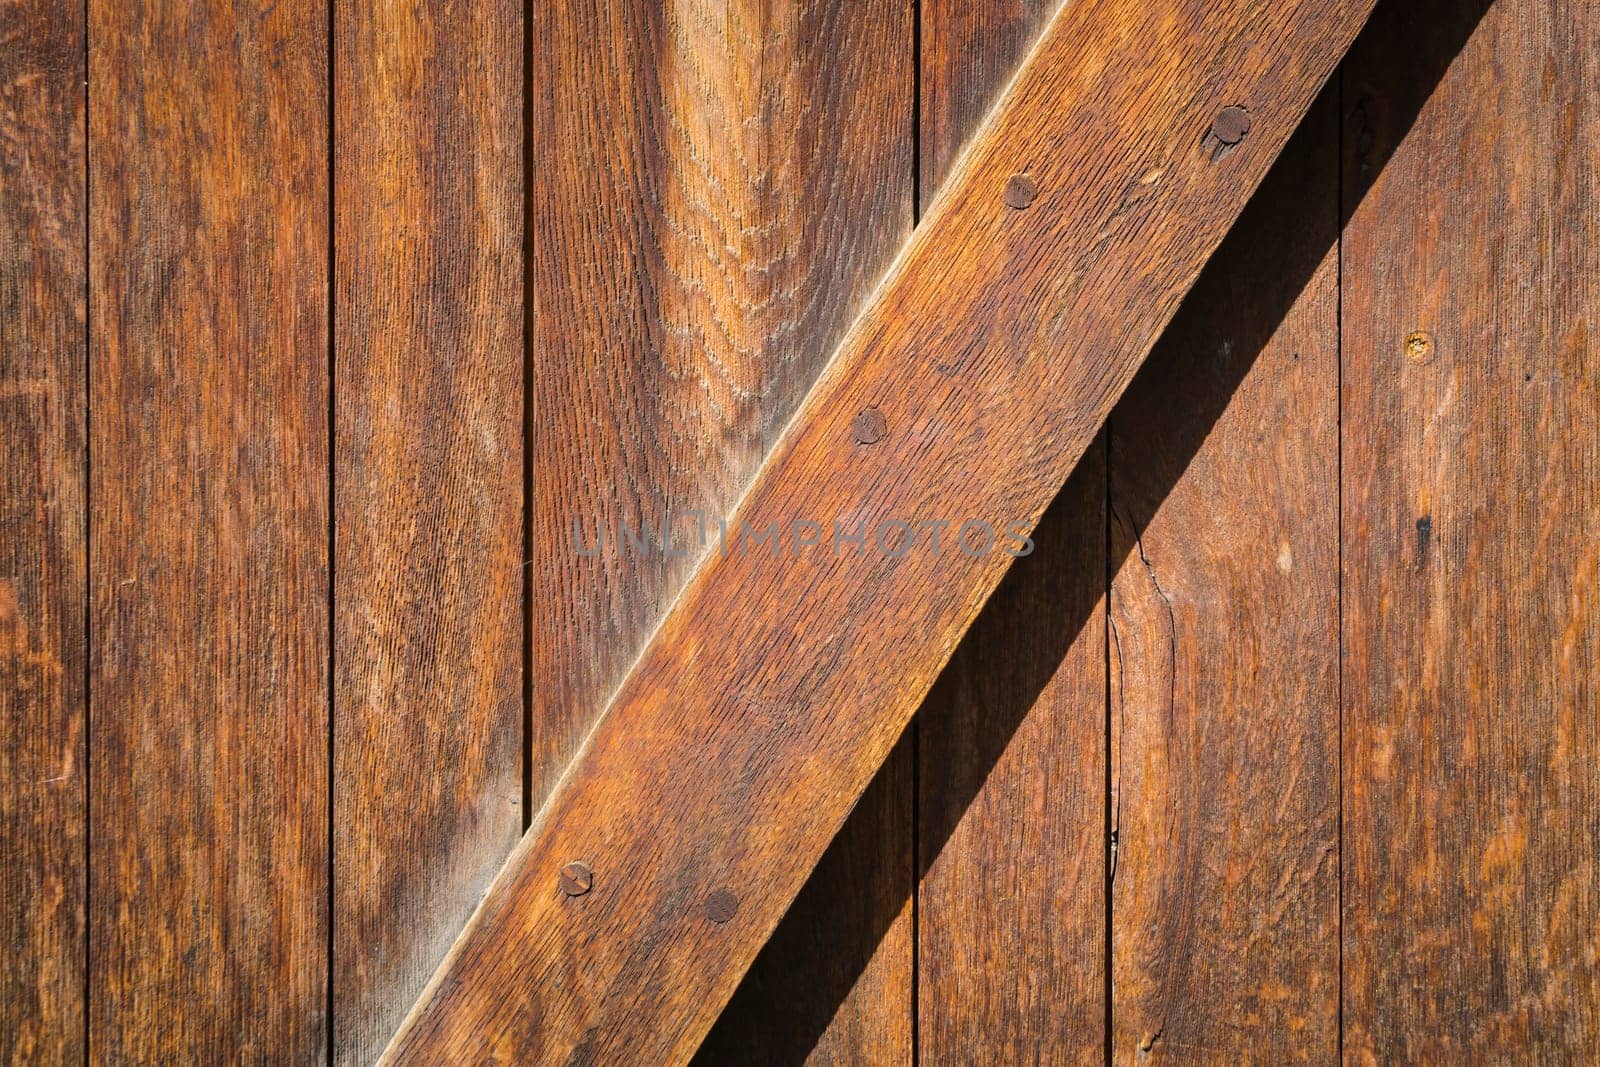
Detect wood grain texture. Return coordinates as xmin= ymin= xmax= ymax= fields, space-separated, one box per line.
xmin=88 ymin=1 xmax=328 ymax=1060
xmin=1109 ymin=91 xmax=1339 ymax=1061
xmin=533 ymin=3 xmax=914 ymax=1060
xmin=916 ymin=1 xmax=1106 ymax=1060
xmin=0 ymin=0 xmax=85 ymax=1060
xmin=333 ymin=2 xmax=523 ymax=1062
xmin=1341 ymin=0 xmax=1600 ymax=1058
xmin=388 ymin=3 xmax=1371 ymax=1060
xmin=917 ymin=449 xmax=1107 ymax=1063
xmin=919 ymin=0 xmax=1056 ymax=210
xmin=695 ymin=734 xmax=913 ymax=1065
xmin=528 ymin=0 xmax=914 ymax=808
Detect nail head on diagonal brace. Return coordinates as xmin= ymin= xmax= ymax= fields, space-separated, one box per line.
xmin=1212 ymin=105 xmax=1252 ymax=145
xmin=1003 ymin=172 xmax=1038 ymax=209
xmin=852 ymin=407 xmax=888 ymax=445
xmin=558 ymin=861 xmax=594 ymax=897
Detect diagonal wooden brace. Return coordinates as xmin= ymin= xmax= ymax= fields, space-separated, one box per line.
xmin=386 ymin=0 xmax=1375 ymax=1060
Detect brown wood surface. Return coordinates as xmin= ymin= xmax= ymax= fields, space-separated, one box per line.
xmin=388 ymin=2 xmax=1371 ymax=1060
xmin=528 ymin=0 xmax=914 ymax=809
xmin=1340 ymin=0 xmax=1600 ymax=1057
xmin=915 ymin=1 xmax=1107 ymax=1060
xmin=919 ymin=0 xmax=1056 ymax=213
xmin=1109 ymin=91 xmax=1340 ymax=1060
xmin=696 ymin=735 xmax=914 ymax=1065
xmin=530 ymin=3 xmax=914 ymax=1062
xmin=917 ymin=450 xmax=1107 ymax=1063
xmin=9 ymin=1 xmax=1590 ymax=1059
xmin=333 ymin=2 xmax=524 ymax=1062
xmin=0 ymin=0 xmax=85 ymax=1060
xmin=701 ymin=2 xmax=1069 ymax=1057
xmin=87 ymin=1 xmax=329 ymax=1061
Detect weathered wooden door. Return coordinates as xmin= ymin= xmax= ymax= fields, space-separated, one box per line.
xmin=4 ymin=0 xmax=1596 ymax=1062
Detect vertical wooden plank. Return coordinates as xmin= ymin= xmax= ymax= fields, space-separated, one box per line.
xmin=0 ymin=0 xmax=85 ymax=1060
xmin=88 ymin=0 xmax=329 ymax=1061
xmin=1341 ymin=0 xmax=1600 ymax=1058
xmin=532 ymin=2 xmax=913 ymax=1060
xmin=1108 ymin=93 xmax=1340 ymax=1060
xmin=333 ymin=2 xmax=523 ymax=1061
xmin=917 ymin=453 xmax=1108 ymax=1062
xmin=916 ymin=2 xmax=1103 ymax=1060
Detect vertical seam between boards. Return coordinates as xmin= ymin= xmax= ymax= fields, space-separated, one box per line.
xmin=910 ymin=0 xmax=923 ymax=1061
xmin=82 ymin=0 xmax=93 ymax=1058
xmin=326 ymin=0 xmax=337 ymax=1059
xmin=1103 ymin=428 xmax=1114 ymax=1067
xmin=1334 ymin=58 xmax=1347 ymax=1067
xmin=521 ymin=0 xmax=535 ymax=835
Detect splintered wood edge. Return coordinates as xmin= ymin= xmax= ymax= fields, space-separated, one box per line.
xmin=384 ymin=0 xmax=1376 ymax=1061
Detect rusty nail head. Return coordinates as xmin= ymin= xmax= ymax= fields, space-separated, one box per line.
xmin=1003 ymin=172 xmax=1038 ymax=210
xmin=1404 ymin=330 xmax=1437 ymax=364
xmin=705 ymin=888 xmax=739 ymax=924
xmin=1211 ymin=105 xmax=1252 ymax=146
xmin=559 ymin=861 xmax=593 ymax=897
xmin=852 ymin=407 xmax=887 ymax=445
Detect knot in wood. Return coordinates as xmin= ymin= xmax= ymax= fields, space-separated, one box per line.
xmin=1404 ymin=330 xmax=1436 ymax=364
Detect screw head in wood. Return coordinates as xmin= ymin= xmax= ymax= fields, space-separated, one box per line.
xmin=559 ymin=861 xmax=594 ymax=897
xmin=1002 ymin=172 xmax=1038 ymax=210
xmin=705 ymin=888 xmax=739 ymax=924
xmin=852 ymin=407 xmax=887 ymax=445
xmin=1404 ymin=330 xmax=1436 ymax=364
xmin=1211 ymin=105 xmax=1252 ymax=146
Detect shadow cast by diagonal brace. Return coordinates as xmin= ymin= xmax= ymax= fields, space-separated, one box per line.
xmin=694 ymin=0 xmax=1493 ymax=1060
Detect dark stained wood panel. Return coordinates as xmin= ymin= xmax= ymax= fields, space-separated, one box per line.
xmin=916 ymin=0 xmax=1106 ymax=1059
xmin=389 ymin=3 xmax=1373 ymax=1060
xmin=1109 ymin=92 xmax=1339 ymax=1060
xmin=0 ymin=0 xmax=85 ymax=1060
xmin=87 ymin=1 xmax=329 ymax=1061
xmin=528 ymin=0 xmax=915 ymax=808
xmin=1340 ymin=0 xmax=1600 ymax=1058
xmin=333 ymin=2 xmax=524 ymax=1062
xmin=0 ymin=0 xmax=1584 ymax=1060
